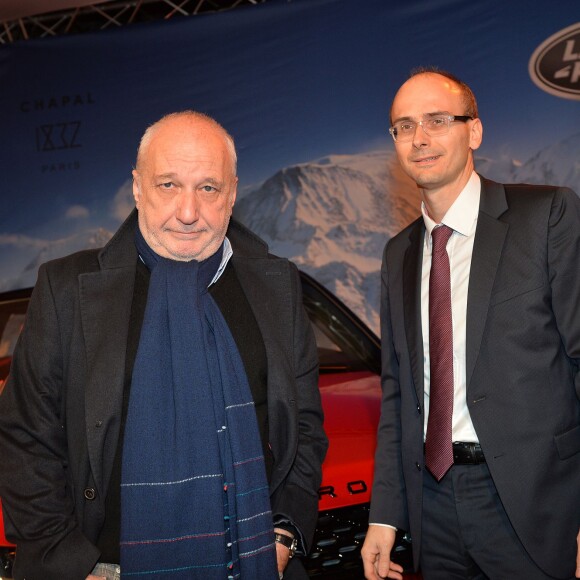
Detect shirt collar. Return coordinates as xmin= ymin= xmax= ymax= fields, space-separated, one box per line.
xmin=421 ymin=171 xmax=481 ymax=245
xmin=209 ymin=236 xmax=233 ymax=287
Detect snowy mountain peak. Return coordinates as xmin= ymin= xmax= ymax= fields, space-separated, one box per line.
xmin=234 ymin=150 xmax=421 ymax=331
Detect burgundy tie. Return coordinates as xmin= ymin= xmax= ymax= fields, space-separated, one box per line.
xmin=425 ymin=224 xmax=454 ymax=481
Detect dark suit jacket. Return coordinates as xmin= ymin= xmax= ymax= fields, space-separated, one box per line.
xmin=369 ymin=176 xmax=580 ymax=578
xmin=0 ymin=210 xmax=327 ymax=579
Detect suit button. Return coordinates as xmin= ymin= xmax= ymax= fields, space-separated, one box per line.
xmin=415 ymin=462 xmax=421 ymax=471
xmin=417 ymin=404 xmax=421 ymax=414
xmin=84 ymin=488 xmax=96 ymax=501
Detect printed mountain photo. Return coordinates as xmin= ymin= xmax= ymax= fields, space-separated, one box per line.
xmin=2 ymin=133 xmax=577 ymax=333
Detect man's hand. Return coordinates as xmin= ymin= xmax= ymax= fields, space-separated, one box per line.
xmin=575 ymin=527 xmax=580 ymax=578
xmin=86 ymin=576 xmax=106 ymax=580
xmin=361 ymin=525 xmax=404 ymax=580
xmin=274 ymin=527 xmax=294 ymax=578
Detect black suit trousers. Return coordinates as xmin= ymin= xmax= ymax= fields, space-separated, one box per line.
xmin=420 ymin=463 xmax=569 ymax=580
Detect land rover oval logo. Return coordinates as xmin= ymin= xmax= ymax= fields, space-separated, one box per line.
xmin=528 ymin=22 xmax=580 ymax=101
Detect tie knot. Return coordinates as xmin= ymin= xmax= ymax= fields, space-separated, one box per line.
xmin=432 ymin=225 xmax=453 ymax=253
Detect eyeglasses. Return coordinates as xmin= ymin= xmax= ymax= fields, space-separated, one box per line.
xmin=389 ymin=114 xmax=473 ymax=143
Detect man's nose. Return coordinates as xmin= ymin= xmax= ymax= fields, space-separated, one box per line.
xmin=412 ymin=122 xmax=430 ymax=148
xmin=176 ymin=191 xmax=199 ymax=223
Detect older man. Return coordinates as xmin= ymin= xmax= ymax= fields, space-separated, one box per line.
xmin=0 ymin=111 xmax=327 ymax=580
xmin=361 ymin=68 xmax=580 ymax=579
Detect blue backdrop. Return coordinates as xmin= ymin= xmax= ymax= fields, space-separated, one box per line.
xmin=0 ymin=0 xmax=578 ymax=331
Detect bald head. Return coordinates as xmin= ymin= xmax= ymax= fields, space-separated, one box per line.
xmin=391 ymin=68 xmax=478 ymax=125
xmin=135 ymin=111 xmax=237 ymax=176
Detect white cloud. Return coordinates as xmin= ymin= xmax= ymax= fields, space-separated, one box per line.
xmin=111 ymin=179 xmax=135 ymax=223
xmin=0 ymin=233 xmax=46 ymax=248
xmin=65 ymin=205 xmax=90 ymax=219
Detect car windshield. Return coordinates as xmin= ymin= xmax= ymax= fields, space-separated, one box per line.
xmin=0 ymin=290 xmax=30 ymax=386
xmin=300 ymin=272 xmax=380 ymax=375
xmin=0 ymin=315 xmax=25 ymax=359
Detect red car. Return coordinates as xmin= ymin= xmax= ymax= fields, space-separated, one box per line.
xmin=0 ymin=275 xmax=416 ymax=578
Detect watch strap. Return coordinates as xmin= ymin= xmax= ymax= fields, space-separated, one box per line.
xmin=275 ymin=532 xmax=297 ymax=558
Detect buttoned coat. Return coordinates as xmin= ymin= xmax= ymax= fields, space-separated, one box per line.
xmin=369 ymin=176 xmax=580 ymax=578
xmin=0 ymin=210 xmax=327 ymax=579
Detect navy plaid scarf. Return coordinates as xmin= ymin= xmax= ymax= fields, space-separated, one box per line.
xmin=120 ymin=227 xmax=277 ymax=579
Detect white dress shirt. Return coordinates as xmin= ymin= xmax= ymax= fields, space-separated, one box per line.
xmin=421 ymin=171 xmax=481 ymax=443
xmin=369 ymin=172 xmax=482 ymax=531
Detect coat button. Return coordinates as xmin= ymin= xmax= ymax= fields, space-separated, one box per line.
xmin=415 ymin=462 xmax=421 ymax=471
xmin=84 ymin=488 xmax=96 ymax=500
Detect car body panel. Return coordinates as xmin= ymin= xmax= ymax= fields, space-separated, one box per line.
xmin=318 ymin=371 xmax=380 ymax=511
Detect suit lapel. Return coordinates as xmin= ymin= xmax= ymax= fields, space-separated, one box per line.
xmin=82 ymin=211 xmax=138 ymax=493
xmin=465 ymin=178 xmax=509 ymax=389
xmin=231 ymin=256 xmax=294 ymax=491
xmin=403 ymin=220 xmax=426 ymax=402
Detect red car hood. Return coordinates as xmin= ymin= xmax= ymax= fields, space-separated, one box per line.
xmin=318 ymin=371 xmax=381 ymax=511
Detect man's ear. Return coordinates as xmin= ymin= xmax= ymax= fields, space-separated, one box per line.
xmin=230 ymin=176 xmax=238 ymax=211
xmin=469 ymin=118 xmax=483 ymax=151
xmin=132 ymin=170 xmax=141 ymax=208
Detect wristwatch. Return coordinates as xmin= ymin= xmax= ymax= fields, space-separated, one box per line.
xmin=275 ymin=532 xmax=298 ymax=558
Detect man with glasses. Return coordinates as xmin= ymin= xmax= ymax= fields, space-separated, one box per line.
xmin=361 ymin=68 xmax=580 ymax=579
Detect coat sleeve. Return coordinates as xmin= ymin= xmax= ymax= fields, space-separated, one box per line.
xmin=368 ymin=242 xmax=409 ymax=531
xmin=0 ymin=264 xmax=99 ymax=580
xmin=269 ymin=262 xmax=328 ymax=554
xmin=548 ymin=187 xmax=580 ymax=401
